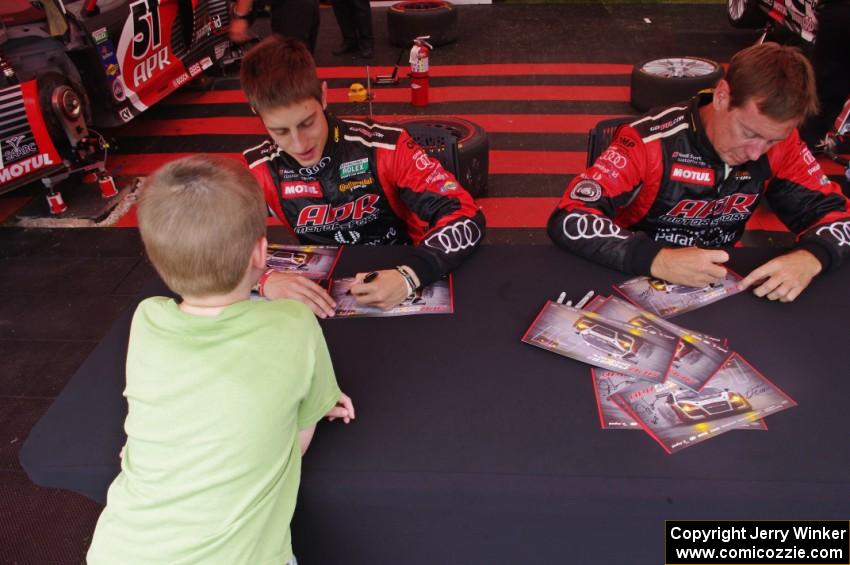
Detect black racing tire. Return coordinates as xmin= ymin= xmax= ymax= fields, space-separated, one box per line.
xmin=394 ymin=116 xmax=489 ymax=198
xmin=387 ymin=1 xmax=458 ymax=47
xmin=630 ymin=56 xmax=724 ymax=112
xmin=727 ymin=0 xmax=769 ymax=29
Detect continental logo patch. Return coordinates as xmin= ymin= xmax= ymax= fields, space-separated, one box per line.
xmin=339 ymin=158 xmax=369 ymax=179
xmin=280 ymin=181 xmax=323 ymax=198
xmin=339 ymin=176 xmax=374 ymax=192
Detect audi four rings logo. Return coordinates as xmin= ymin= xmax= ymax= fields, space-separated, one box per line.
xmin=562 ymin=213 xmax=628 ymax=240
xmin=424 ymin=220 xmax=482 ymax=253
xmin=413 ymin=150 xmax=434 ymax=171
xmin=598 ymin=148 xmax=627 ymax=170
xmin=816 ymin=221 xmax=850 ymax=247
xmin=299 ymin=156 xmax=331 ymax=176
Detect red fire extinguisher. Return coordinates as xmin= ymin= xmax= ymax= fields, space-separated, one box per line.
xmin=409 ymin=35 xmax=433 ymax=107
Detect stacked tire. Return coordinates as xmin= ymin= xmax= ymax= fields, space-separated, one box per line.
xmin=630 ymin=56 xmax=724 ymax=112
xmin=394 ymin=117 xmax=489 ymax=198
xmin=387 ymin=1 xmax=458 ymax=47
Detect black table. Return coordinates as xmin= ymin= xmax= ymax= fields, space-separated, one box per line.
xmin=21 ymin=246 xmax=850 ymax=564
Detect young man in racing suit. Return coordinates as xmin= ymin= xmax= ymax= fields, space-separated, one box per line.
xmin=240 ymin=36 xmax=485 ymax=316
xmin=548 ymin=43 xmax=850 ymax=303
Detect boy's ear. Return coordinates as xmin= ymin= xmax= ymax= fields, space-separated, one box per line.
xmin=251 ymin=236 xmax=268 ymax=270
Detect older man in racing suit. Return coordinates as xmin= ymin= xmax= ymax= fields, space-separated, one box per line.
xmin=549 ymin=43 xmax=850 ymax=303
xmin=241 ymin=36 xmax=485 ymax=316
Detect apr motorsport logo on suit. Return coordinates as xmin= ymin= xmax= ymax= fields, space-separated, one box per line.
xmin=295 ymin=194 xmax=381 ymax=234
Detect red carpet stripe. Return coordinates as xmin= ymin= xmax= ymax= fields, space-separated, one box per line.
xmin=109 ymin=153 xmax=242 ymax=175
xmin=317 ymin=63 xmax=634 ymax=79
xmin=108 ymin=151 xmax=846 ymax=178
xmin=109 ymin=151 xmax=588 ymax=176
xmin=476 ymin=197 xmax=559 ymax=228
xmin=489 ymin=150 xmax=585 ymax=175
xmin=164 ymin=85 xmax=631 ymax=105
xmin=113 ymin=204 xmax=285 ymax=228
xmin=121 ymin=114 xmax=626 ymax=136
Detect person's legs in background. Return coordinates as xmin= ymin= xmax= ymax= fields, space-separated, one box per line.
xmin=270 ymin=0 xmax=321 ymax=53
xmin=352 ymin=0 xmax=374 ymax=58
xmin=331 ymin=0 xmax=374 ymax=58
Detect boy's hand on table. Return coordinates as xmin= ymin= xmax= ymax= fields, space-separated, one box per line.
xmin=327 ymin=393 xmax=355 ymax=424
xmin=264 ymin=272 xmax=336 ymax=318
xmin=348 ymin=270 xmax=409 ymax=309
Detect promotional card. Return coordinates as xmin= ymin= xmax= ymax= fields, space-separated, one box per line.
xmin=266 ymin=244 xmax=342 ymax=280
xmin=611 ymin=354 xmax=794 ymax=453
xmin=330 ymin=276 xmax=453 ymax=318
xmin=591 ymin=369 xmax=766 ymax=432
xmin=614 ymin=272 xmax=743 ymax=318
xmin=522 ymin=302 xmax=677 ymax=382
xmin=589 ymin=296 xmax=733 ymax=390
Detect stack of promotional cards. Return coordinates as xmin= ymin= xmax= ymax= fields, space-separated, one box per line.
xmin=330 ymin=277 xmax=454 ymax=318
xmin=523 ymin=279 xmax=796 ymax=454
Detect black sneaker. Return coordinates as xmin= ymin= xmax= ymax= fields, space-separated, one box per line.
xmin=332 ymin=43 xmax=358 ymax=56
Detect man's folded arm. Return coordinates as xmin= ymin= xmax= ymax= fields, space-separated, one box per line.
xmin=764 ymin=134 xmax=850 ymax=273
xmin=384 ymin=130 xmax=486 ymax=286
xmin=547 ymin=124 xmax=659 ymax=274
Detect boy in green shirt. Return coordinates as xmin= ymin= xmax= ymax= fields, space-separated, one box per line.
xmin=87 ymin=155 xmax=354 ymax=564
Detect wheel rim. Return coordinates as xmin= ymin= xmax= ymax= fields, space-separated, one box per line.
xmin=641 ymin=58 xmax=717 ymax=78
xmin=728 ymin=0 xmax=746 ymax=20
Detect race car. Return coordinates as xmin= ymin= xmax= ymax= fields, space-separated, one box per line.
xmin=647 ymin=278 xmax=723 ymax=295
xmin=665 ymin=386 xmax=752 ymax=422
xmin=628 ymin=315 xmax=674 ymax=339
xmin=574 ymin=317 xmax=643 ymax=359
xmin=0 ymin=0 xmax=232 ymax=201
xmin=267 ymin=250 xmax=310 ymax=269
xmin=727 ymin=0 xmax=818 ymax=43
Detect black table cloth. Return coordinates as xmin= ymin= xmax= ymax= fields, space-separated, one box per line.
xmin=21 ymin=245 xmax=850 ymax=564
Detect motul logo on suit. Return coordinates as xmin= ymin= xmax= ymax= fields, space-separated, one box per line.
xmin=280 ymin=181 xmax=323 ymax=198
xmin=670 ymin=164 xmax=715 ymax=186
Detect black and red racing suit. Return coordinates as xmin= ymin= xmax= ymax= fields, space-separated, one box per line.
xmin=243 ymin=114 xmax=485 ymax=285
xmin=548 ymin=93 xmax=850 ymax=275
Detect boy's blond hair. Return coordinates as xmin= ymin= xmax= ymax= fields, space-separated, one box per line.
xmin=138 ymin=155 xmax=267 ymax=297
